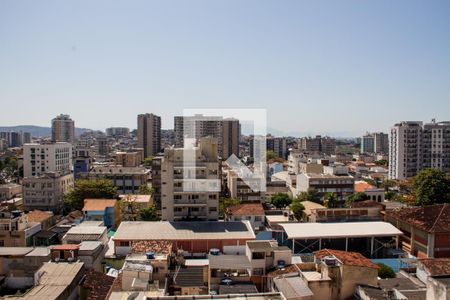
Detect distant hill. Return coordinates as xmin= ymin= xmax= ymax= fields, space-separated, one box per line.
xmin=0 ymin=125 xmax=92 ymax=137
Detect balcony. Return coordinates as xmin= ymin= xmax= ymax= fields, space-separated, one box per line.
xmin=173 ymin=199 xmax=207 ymax=206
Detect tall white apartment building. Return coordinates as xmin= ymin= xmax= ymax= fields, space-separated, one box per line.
xmin=23 ymin=143 xmax=73 ymax=177
xmin=51 ymin=114 xmax=75 ymax=143
xmin=389 ymin=120 xmax=450 ymax=180
xmin=159 ymin=137 xmax=221 ymax=221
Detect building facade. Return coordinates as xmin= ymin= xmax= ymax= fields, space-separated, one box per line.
xmin=137 ymin=113 xmax=161 ymax=158
xmin=159 ymin=137 xmax=220 ymax=221
xmin=23 ymin=142 xmax=72 ymax=177
xmin=174 ymin=115 xmax=240 ymax=159
xmin=51 ymin=114 xmax=75 ymax=143
xmin=389 ymin=120 xmax=450 ymax=179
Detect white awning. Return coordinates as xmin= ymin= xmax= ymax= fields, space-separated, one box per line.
xmin=281 ymin=221 xmax=402 ymax=239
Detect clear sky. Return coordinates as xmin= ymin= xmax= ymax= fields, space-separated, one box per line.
xmin=1 ymin=0 xmax=449 ymax=136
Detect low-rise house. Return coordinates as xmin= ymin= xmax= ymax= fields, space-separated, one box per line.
xmin=21 ymin=262 xmax=85 ymax=300
xmin=355 ymin=275 xmax=426 ymax=300
xmin=385 ymin=204 xmax=450 ymax=258
xmin=80 ymin=165 xmax=150 ymax=194
xmin=314 ymin=249 xmax=379 ymax=300
xmin=417 ymin=258 xmax=450 ymax=300
xmin=82 ymin=199 xmax=121 ymax=229
xmin=246 ymin=240 xmax=292 ymax=276
xmin=62 ymin=225 xmax=108 ymax=245
xmin=26 ymin=210 xmax=55 ymax=230
xmin=354 ymin=180 xmax=385 ymax=202
xmin=50 ymin=241 xmax=106 ymax=271
xmin=208 ymin=254 xmax=252 ymax=291
xmin=0 ymin=210 xmax=41 ymax=247
xmin=226 ymin=203 xmax=265 ymax=231
xmin=0 ymin=183 xmax=22 ymax=201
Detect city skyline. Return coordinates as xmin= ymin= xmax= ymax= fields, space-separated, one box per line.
xmin=1 ymin=1 xmax=450 ymax=135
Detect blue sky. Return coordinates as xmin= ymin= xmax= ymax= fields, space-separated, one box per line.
xmin=0 ymin=0 xmax=449 ymax=136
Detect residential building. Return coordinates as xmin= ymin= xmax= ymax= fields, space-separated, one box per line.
xmin=226 ymin=203 xmax=265 ymax=231
xmin=50 ymin=241 xmax=106 ymax=272
xmin=82 ymin=199 xmax=121 ymax=229
xmin=0 ymin=247 xmax=50 ymax=290
xmin=114 ymin=150 xmax=143 ymax=167
xmin=354 ymin=180 xmax=385 ymax=202
xmin=299 ymin=136 xmax=336 ymax=155
xmin=95 ymin=136 xmax=109 ymax=157
xmin=313 ymin=249 xmax=379 ymax=300
xmin=360 ymin=132 xmax=389 ymax=154
xmin=0 ymin=183 xmax=22 ymax=201
xmin=106 ymin=127 xmax=130 ymax=138
xmin=0 ymin=211 xmax=41 ymax=247
xmin=417 ymin=258 xmax=450 ymax=300
xmin=81 ymin=165 xmax=149 ymax=194
xmin=246 ymin=240 xmax=292 ymax=276
xmin=174 ymin=114 xmax=240 ymax=159
xmin=137 ymin=113 xmax=161 ymax=158
xmin=51 ymin=114 xmax=75 ymax=143
xmin=20 ymin=262 xmax=85 ymax=300
xmin=385 ymin=204 xmax=450 ymax=258
xmin=158 ymin=137 xmax=220 ymax=221
xmin=113 ymin=221 xmax=255 ymax=257
xmin=295 ymin=173 xmax=354 ymax=199
xmin=62 ymin=225 xmax=108 ymax=245
xmin=251 ymin=136 xmax=287 ymax=159
xmin=23 ymin=142 xmax=72 ymax=177
xmin=360 ymin=134 xmax=374 ymax=153
xmin=389 ymin=120 xmax=450 ymax=179
xmin=227 ymin=170 xmax=266 ymax=203
xmin=22 ymin=172 xmax=74 ymax=212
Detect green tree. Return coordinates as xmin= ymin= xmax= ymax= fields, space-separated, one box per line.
xmin=381 ymin=179 xmax=397 ymax=192
xmin=295 ymin=188 xmax=321 ymax=203
xmin=290 ymin=201 xmax=305 ymax=221
xmin=118 ymin=195 xmax=140 ymax=221
xmin=138 ymin=184 xmax=154 ymax=195
xmin=412 ymin=169 xmax=450 ymax=206
xmin=345 ymin=192 xmax=369 ymax=207
xmin=377 ymin=263 xmax=396 ymax=279
xmin=143 ymin=156 xmax=153 ymax=167
xmin=219 ymin=198 xmax=241 ymax=218
xmin=271 ymin=193 xmax=292 ymax=209
xmin=139 ymin=206 xmax=160 ymax=221
xmin=266 ymin=150 xmax=277 ymax=161
xmin=323 ymin=192 xmax=338 ymax=208
xmin=64 ymin=179 xmax=117 ymax=211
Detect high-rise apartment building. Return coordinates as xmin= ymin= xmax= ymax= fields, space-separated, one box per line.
xmin=106 ymin=127 xmax=130 ymax=138
xmin=137 ymin=113 xmax=161 ymax=158
xmin=23 ymin=142 xmax=73 ymax=177
xmin=249 ymin=135 xmax=287 ymax=159
xmin=389 ymin=120 xmax=450 ymax=179
xmin=51 ymin=114 xmax=75 ymax=143
xmin=299 ymin=135 xmax=336 ymax=155
xmin=174 ymin=115 xmax=240 ymax=159
xmin=157 ymin=137 xmax=220 ymax=221
xmin=360 ymin=132 xmax=388 ymax=154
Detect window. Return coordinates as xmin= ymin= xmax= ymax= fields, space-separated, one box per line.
xmin=120 ymin=241 xmax=130 ymax=247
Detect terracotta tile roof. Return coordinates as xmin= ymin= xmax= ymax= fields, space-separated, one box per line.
xmin=419 ymin=258 xmax=450 ymax=277
xmin=385 ymin=204 xmax=450 ymax=233
xmin=227 ymin=203 xmax=265 ymax=216
xmin=83 ymin=199 xmax=117 ymax=212
xmin=26 ymin=210 xmax=53 ymax=223
xmin=66 ymin=210 xmax=84 ymax=222
xmin=314 ymin=249 xmax=379 ymax=269
xmin=266 ymin=264 xmax=301 ymax=277
xmin=355 ymin=181 xmax=375 ymax=193
xmin=51 ymin=244 xmax=80 ymax=251
xmin=82 ymin=269 xmax=115 ymax=300
xmin=350 ymin=200 xmax=384 ymax=209
xmin=131 ymin=240 xmax=173 ymax=254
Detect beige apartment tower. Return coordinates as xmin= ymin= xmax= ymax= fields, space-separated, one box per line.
xmin=137 ymin=113 xmax=161 ymax=158
xmin=51 ymin=114 xmax=75 ymax=143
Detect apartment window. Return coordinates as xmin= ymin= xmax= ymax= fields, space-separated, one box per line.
xmin=0 ymin=240 xmax=4 ymax=247
xmin=209 ymin=194 xmax=217 ymax=199
xmin=120 ymin=241 xmax=130 ymax=247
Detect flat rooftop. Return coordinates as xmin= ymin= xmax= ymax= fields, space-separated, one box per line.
xmin=281 ymin=221 xmax=403 ymax=239
xmin=114 ymin=221 xmax=255 ymax=241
